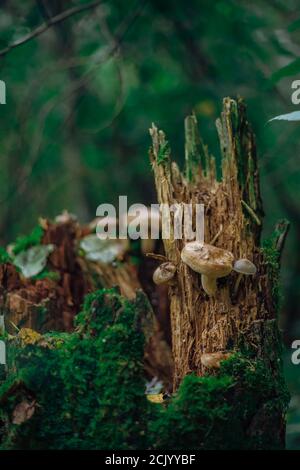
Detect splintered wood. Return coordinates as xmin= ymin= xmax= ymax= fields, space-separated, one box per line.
xmin=149 ymin=97 xmax=281 ymax=389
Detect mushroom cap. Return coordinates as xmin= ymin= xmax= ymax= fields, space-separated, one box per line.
xmin=181 ymin=242 xmax=234 ymax=278
xmin=200 ymin=351 xmax=231 ymax=369
xmin=233 ymin=258 xmax=256 ymax=275
xmin=153 ymin=262 xmax=176 ymax=285
xmin=55 ymin=210 xmax=77 ymax=224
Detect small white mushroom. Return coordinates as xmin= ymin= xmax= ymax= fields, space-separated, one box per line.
xmin=201 ymin=351 xmax=232 ymax=369
xmin=181 ymin=242 xmax=234 ymax=296
xmin=153 ymin=262 xmax=176 ymax=285
xmin=233 ymin=258 xmax=257 ymax=296
xmin=55 ymin=210 xmax=77 ymax=224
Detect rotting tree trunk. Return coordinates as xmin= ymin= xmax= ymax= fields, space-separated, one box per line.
xmin=149 ymin=98 xmax=289 ymax=431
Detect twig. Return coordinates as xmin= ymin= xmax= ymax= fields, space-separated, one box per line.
xmin=0 ymin=0 xmax=103 ymax=58
xmin=10 ymin=321 xmax=20 ymax=332
xmin=146 ymin=253 xmax=168 ymax=262
xmin=241 ymin=200 xmax=261 ymax=226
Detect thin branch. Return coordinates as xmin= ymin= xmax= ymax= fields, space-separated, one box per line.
xmin=241 ymin=200 xmax=262 ymax=226
xmin=146 ymin=253 xmax=168 ymax=262
xmin=0 ymin=0 xmax=103 ymax=58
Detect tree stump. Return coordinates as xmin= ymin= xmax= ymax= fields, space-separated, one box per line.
xmin=149 ymin=97 xmax=289 ymax=444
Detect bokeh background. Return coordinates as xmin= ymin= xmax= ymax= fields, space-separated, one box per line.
xmin=0 ymin=0 xmax=300 ymax=448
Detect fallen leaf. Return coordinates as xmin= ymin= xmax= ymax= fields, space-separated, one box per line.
xmin=12 ymin=400 xmax=36 ymax=425
xmin=268 ymin=111 xmax=300 ymax=122
xmin=13 ymin=244 xmax=54 ymax=278
xmin=146 ymin=393 xmax=164 ymax=404
xmin=80 ymin=235 xmax=125 ymax=263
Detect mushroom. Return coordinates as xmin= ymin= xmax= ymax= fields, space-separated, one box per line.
xmin=201 ymin=351 xmax=232 ymax=369
xmin=55 ymin=210 xmax=77 ymax=224
xmin=233 ymin=258 xmax=257 ymax=296
xmin=181 ymin=242 xmax=234 ymax=296
xmin=153 ymin=262 xmax=176 ymax=285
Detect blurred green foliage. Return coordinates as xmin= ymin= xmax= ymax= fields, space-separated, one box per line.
xmin=1 ymin=0 xmax=300 ymax=448
xmin=0 ymin=1 xmax=299 ymax=237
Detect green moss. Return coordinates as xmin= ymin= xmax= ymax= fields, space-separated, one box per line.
xmin=157 ymin=141 xmax=170 ymax=166
xmin=32 ymin=270 xmax=60 ymax=282
xmin=12 ymin=226 xmax=44 ymax=256
xmin=261 ymin=220 xmax=291 ymax=314
xmin=35 ymin=305 xmax=48 ymax=331
xmin=0 ymin=247 xmax=11 ymax=264
xmin=261 ymin=237 xmax=281 ymax=310
xmin=0 ymin=288 xmax=151 ymax=450
xmin=0 ymin=290 xmax=289 ymax=450
xmin=150 ymin=373 xmax=234 ymax=450
xmin=151 ymin=353 xmax=289 ymax=450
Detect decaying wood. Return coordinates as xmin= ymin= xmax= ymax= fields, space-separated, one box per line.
xmin=1 ymin=219 xmax=91 ymax=333
xmin=149 ymin=98 xmax=285 ymax=390
xmin=0 ymin=218 xmax=173 ymax=387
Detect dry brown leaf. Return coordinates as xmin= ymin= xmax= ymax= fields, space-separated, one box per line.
xmin=12 ymin=399 xmax=36 ymax=425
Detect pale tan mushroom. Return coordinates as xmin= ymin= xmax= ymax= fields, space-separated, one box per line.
xmin=181 ymin=242 xmax=234 ymax=296
xmin=55 ymin=210 xmax=77 ymax=224
xmin=153 ymin=262 xmax=176 ymax=285
xmin=201 ymin=351 xmax=232 ymax=369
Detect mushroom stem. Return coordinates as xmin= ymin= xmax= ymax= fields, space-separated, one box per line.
xmin=201 ymin=274 xmax=217 ymax=296
xmin=233 ymin=273 xmax=242 ymax=296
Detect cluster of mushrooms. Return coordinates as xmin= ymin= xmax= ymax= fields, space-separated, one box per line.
xmin=153 ymin=241 xmax=257 ymax=297
xmin=86 ymin=208 xmax=257 ymax=298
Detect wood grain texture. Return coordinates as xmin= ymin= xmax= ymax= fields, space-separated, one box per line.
xmin=150 ymin=97 xmax=282 ymax=389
